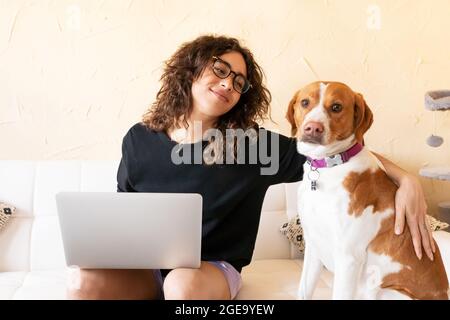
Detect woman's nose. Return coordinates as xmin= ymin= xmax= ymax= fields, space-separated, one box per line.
xmin=220 ymin=76 xmax=233 ymax=91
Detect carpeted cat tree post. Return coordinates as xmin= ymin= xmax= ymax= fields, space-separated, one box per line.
xmin=420 ymin=90 xmax=450 ymax=224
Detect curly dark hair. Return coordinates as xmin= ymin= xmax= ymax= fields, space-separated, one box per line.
xmin=142 ymin=35 xmax=271 ymax=134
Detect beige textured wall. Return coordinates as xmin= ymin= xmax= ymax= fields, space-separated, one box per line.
xmin=0 ymin=0 xmax=449 ymax=214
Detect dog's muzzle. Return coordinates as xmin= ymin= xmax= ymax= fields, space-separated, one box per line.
xmin=300 ymin=135 xmax=323 ymax=145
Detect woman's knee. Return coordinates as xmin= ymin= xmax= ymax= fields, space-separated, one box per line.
xmin=66 ymin=268 xmax=161 ymax=300
xmin=163 ymin=269 xmax=202 ymax=300
xmin=66 ymin=268 xmax=104 ymax=299
xmin=163 ymin=263 xmax=231 ymax=300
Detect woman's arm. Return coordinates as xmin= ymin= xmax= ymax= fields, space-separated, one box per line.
xmin=372 ymin=152 xmax=435 ymax=261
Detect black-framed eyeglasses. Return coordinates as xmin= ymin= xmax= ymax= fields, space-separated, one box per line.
xmin=211 ymin=56 xmax=252 ymax=94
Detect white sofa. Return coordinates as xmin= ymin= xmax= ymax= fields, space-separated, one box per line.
xmin=1 ymin=160 xmax=450 ymax=300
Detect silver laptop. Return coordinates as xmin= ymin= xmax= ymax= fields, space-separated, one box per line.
xmin=55 ymin=192 xmax=202 ymax=269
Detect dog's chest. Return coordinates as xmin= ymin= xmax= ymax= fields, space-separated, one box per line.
xmin=297 ymin=153 xmax=384 ymax=270
xmin=299 ymin=159 xmax=358 ymax=224
xmin=298 ymin=169 xmax=352 ymax=269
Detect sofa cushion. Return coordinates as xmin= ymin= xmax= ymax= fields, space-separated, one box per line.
xmin=237 ymin=259 xmax=332 ymax=300
xmin=0 ymin=269 xmax=67 ymax=300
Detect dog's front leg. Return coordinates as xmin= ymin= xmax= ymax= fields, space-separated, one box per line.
xmin=332 ymin=252 xmax=365 ymax=300
xmin=298 ymin=246 xmax=323 ymax=300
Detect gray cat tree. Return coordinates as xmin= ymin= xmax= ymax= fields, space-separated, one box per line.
xmin=419 ymin=90 xmax=450 ymax=224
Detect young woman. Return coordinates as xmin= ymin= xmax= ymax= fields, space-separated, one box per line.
xmin=68 ymin=35 xmax=434 ymax=300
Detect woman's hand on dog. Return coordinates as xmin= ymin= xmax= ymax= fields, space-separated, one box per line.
xmin=394 ymin=173 xmax=436 ymax=261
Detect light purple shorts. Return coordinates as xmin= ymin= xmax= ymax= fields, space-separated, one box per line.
xmin=154 ymin=261 xmax=242 ymax=300
xmin=207 ymin=261 xmax=242 ymax=299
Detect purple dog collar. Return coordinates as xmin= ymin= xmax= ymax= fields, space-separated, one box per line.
xmin=307 ymin=143 xmax=363 ymax=168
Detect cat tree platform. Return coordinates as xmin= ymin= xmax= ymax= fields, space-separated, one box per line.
xmin=419 ymin=166 xmax=450 ymax=181
xmin=425 ymin=90 xmax=450 ymax=111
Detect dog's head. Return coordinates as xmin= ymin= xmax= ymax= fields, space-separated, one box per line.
xmin=286 ymin=81 xmax=373 ymax=158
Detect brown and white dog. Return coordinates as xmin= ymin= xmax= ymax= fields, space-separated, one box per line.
xmin=286 ymin=81 xmax=449 ymax=299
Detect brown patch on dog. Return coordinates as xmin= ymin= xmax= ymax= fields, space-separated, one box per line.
xmin=286 ymin=91 xmax=300 ymax=136
xmin=343 ymin=168 xmax=397 ymax=217
xmin=354 ymin=93 xmax=374 ymax=144
xmin=369 ymin=216 xmax=449 ymax=299
xmin=344 ymin=167 xmax=449 ymax=299
xmin=285 ymin=83 xmax=322 ymax=137
xmin=325 ymin=82 xmax=358 ymax=143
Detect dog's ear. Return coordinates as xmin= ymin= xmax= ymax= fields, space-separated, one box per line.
xmin=286 ymin=92 xmax=299 ymax=136
xmin=354 ymin=93 xmax=374 ymax=144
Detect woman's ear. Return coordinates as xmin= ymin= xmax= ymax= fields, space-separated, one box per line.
xmin=354 ymin=93 xmax=374 ymax=144
xmin=286 ymin=92 xmax=299 ymax=136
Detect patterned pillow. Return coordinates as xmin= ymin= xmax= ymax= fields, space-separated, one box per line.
xmin=0 ymin=202 xmax=16 ymax=231
xmin=280 ymin=214 xmax=449 ymax=253
xmin=280 ymin=217 xmax=305 ymax=253
xmin=428 ymin=215 xmax=449 ymax=231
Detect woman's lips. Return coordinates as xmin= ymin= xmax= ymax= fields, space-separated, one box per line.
xmin=210 ymin=89 xmax=229 ymax=102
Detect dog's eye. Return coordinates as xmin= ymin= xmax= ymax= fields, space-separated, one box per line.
xmin=331 ymin=104 xmax=342 ymax=112
xmin=301 ymin=99 xmax=309 ymax=108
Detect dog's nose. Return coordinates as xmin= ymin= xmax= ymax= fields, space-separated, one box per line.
xmin=304 ymin=121 xmax=324 ymax=138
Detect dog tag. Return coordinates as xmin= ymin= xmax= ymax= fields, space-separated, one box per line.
xmin=307 ymin=167 xmax=320 ymax=191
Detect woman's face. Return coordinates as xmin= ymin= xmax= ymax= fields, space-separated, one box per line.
xmin=191 ymin=51 xmax=247 ymax=121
